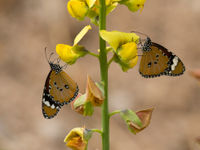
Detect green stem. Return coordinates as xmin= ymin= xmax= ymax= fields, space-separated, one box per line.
xmin=107 ymin=55 xmax=115 ymax=68
xmin=88 ymin=51 xmax=99 ymax=58
xmin=99 ymin=0 xmax=109 ymax=149
xmin=109 ymin=110 xmax=121 ymax=118
xmin=91 ymin=129 xmax=103 ymax=135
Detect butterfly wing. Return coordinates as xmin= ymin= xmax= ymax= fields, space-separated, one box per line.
xmin=42 ymin=71 xmax=62 ymax=119
xmin=152 ymin=42 xmax=185 ymax=76
xmin=48 ymin=70 xmax=79 ymax=106
xmin=139 ymin=42 xmax=185 ymax=78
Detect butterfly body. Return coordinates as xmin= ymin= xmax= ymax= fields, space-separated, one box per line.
xmin=139 ymin=37 xmax=185 ymax=78
xmin=42 ymin=62 xmax=79 ymax=119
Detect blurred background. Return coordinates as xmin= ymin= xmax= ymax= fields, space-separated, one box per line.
xmin=1 ymin=0 xmax=200 ymax=149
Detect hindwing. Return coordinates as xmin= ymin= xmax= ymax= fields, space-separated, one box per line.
xmin=42 ymin=71 xmax=62 ymax=119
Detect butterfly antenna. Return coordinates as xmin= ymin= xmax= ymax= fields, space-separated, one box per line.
xmin=44 ymin=47 xmax=50 ymax=63
xmin=131 ymin=30 xmax=149 ymax=38
xmin=62 ymin=63 xmax=68 ymax=69
xmin=57 ymin=57 xmax=61 ymax=64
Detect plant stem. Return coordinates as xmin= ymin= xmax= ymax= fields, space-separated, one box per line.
xmin=91 ymin=129 xmax=103 ymax=135
xmin=107 ymin=55 xmax=115 ymax=68
xmin=109 ymin=110 xmax=121 ymax=118
xmin=88 ymin=51 xmax=99 ymax=58
xmin=99 ymin=0 xmax=109 ymax=149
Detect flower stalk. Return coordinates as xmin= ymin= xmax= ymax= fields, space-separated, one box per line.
xmin=99 ymin=0 xmax=109 ymax=149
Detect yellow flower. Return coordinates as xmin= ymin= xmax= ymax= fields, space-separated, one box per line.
xmin=56 ymin=25 xmax=91 ymax=64
xmin=67 ymin=0 xmax=89 ymax=20
xmin=119 ymin=0 xmax=146 ymax=12
xmin=64 ymin=128 xmax=92 ymax=150
xmin=100 ymin=30 xmax=139 ymax=50
xmin=56 ymin=44 xmax=87 ymax=65
xmin=100 ymin=30 xmax=139 ymax=71
xmin=117 ymin=42 xmax=138 ymax=70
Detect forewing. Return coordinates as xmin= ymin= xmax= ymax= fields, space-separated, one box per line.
xmin=139 ymin=45 xmax=169 ymax=78
xmin=49 ymin=70 xmax=79 ymax=105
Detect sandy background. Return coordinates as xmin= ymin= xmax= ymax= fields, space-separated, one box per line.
xmin=0 ymin=0 xmax=200 ymax=149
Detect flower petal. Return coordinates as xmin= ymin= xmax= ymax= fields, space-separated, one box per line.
xmin=100 ymin=30 xmax=139 ymax=50
xmin=74 ymin=25 xmax=92 ymax=45
xmin=113 ymin=42 xmax=138 ymax=72
xmin=56 ymin=44 xmax=88 ymax=65
xmin=118 ymin=42 xmax=137 ymax=61
xmin=56 ymin=44 xmax=79 ymax=64
xmin=86 ymin=0 xmax=96 ymax=8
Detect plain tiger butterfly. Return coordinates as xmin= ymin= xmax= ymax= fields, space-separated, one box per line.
xmin=42 ymin=50 xmax=79 ymax=119
xmin=136 ymin=32 xmax=185 ymax=78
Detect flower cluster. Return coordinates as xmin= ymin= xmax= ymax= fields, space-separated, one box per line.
xmin=100 ymin=30 xmax=139 ymax=71
xmin=67 ymin=0 xmax=146 ymax=24
xmin=56 ymin=25 xmax=140 ymax=72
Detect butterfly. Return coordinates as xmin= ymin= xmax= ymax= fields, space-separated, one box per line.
xmin=42 ymin=51 xmax=79 ymax=119
xmin=138 ymin=36 xmax=185 ymax=78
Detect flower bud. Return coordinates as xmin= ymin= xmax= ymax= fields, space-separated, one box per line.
xmin=67 ymin=0 xmax=89 ymax=20
xmin=119 ymin=0 xmax=146 ymax=12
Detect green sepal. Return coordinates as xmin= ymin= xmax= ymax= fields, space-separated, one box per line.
xmin=83 ymin=129 xmax=93 ymax=141
xmin=73 ymin=94 xmax=87 ymax=108
xmin=113 ymin=54 xmax=131 ymax=72
xmin=72 ymin=45 xmax=88 ymax=57
xmin=120 ymin=109 xmax=142 ymax=134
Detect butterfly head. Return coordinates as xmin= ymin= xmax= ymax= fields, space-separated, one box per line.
xmin=142 ymin=37 xmax=152 ymax=52
xmin=49 ymin=62 xmax=62 ymax=74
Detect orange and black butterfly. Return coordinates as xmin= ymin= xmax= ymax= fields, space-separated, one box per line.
xmin=138 ymin=36 xmax=185 ymax=78
xmin=42 ymin=51 xmax=79 ymax=119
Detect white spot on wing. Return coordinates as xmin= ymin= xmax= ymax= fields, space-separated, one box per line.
xmin=44 ymin=101 xmax=50 ymax=107
xmin=171 ymin=56 xmax=179 ymax=71
xmin=51 ymin=104 xmax=55 ymax=109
